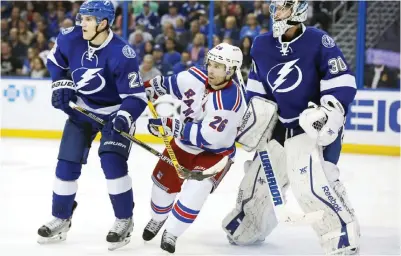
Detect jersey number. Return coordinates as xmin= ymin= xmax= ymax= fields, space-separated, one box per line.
xmin=328 ymin=57 xmax=347 ymax=74
xmin=209 ymin=116 xmax=228 ymax=132
xmin=128 ymin=72 xmax=142 ymax=88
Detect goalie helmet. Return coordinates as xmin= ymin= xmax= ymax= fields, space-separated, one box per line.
xmin=206 ymin=43 xmax=243 ymax=74
xmin=270 ymin=0 xmax=308 ymax=38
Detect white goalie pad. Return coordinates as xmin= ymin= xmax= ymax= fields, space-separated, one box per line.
xmin=236 ymin=97 xmax=278 ymax=152
xmin=284 ymin=134 xmax=360 ymax=254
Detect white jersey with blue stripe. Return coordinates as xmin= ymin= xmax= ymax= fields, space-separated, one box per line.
xmin=162 ymin=66 xmax=245 ymax=157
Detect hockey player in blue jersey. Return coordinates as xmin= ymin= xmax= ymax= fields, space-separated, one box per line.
xmin=37 ymin=1 xmax=147 ymax=250
xmin=223 ymin=1 xmax=360 ymax=254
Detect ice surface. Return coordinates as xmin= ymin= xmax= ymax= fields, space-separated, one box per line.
xmin=0 ymin=138 xmax=399 ymax=255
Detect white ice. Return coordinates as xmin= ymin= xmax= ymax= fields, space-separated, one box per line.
xmin=0 ymin=138 xmax=399 ymax=256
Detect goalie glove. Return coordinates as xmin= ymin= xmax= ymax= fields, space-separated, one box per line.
xmin=299 ymin=95 xmax=345 ymax=146
xmin=144 ymin=76 xmax=167 ymax=103
xmin=148 ymin=117 xmax=184 ymax=139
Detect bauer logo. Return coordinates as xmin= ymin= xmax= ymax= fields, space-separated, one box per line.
xmin=104 ymin=141 xmax=127 ymax=149
xmin=322 ymin=186 xmax=342 ymax=212
xmin=259 ymin=151 xmax=283 ymax=206
xmin=345 ymin=97 xmax=400 ymax=133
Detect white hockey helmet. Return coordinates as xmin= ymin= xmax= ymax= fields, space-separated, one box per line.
xmin=270 ymin=0 xmax=308 ymax=38
xmin=206 ymin=43 xmax=243 ymax=74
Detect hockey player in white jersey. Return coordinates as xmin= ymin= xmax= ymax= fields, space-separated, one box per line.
xmin=142 ymin=43 xmax=245 ymax=253
xmin=222 ymin=1 xmax=360 ymax=255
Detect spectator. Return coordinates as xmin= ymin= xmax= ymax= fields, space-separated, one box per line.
xmin=199 ymin=11 xmax=216 ymax=36
xmin=257 ymin=3 xmax=270 ymax=28
xmin=129 ymin=30 xmax=146 ymax=64
xmin=18 ymin=20 xmax=34 ymax=46
xmin=9 ymin=27 xmax=27 ymax=61
xmin=187 ymin=33 xmax=206 ymax=65
xmin=178 ymin=19 xmax=200 ymax=48
xmin=180 ymin=1 xmax=205 ymax=19
xmin=139 ymin=54 xmax=162 ymax=81
xmin=144 ymin=40 xmax=154 ymax=55
xmin=239 ymin=36 xmax=253 ymax=76
xmin=132 ymin=0 xmax=159 ymax=16
xmin=240 ymin=13 xmax=261 ymax=40
xmin=223 ymin=37 xmax=233 ymax=45
xmin=252 ymin=1 xmax=263 ymax=16
xmin=45 ymin=2 xmax=59 ymax=38
xmin=163 ymin=38 xmax=181 ymax=67
xmin=34 ymin=32 xmax=48 ymax=52
xmin=135 ymin=2 xmax=160 ymax=31
xmin=61 ymin=18 xmax=74 ymax=29
xmin=38 ymin=37 xmax=56 ymax=64
xmin=214 ymin=3 xmax=228 ymax=32
xmin=35 ymin=19 xmax=48 ymax=38
xmin=213 ymin=35 xmax=221 ymax=47
xmin=1 ymin=19 xmax=9 ymax=40
xmin=30 ymin=56 xmax=48 ymax=78
xmin=175 ymin=17 xmax=186 ymax=36
xmin=233 ymin=4 xmax=245 ymax=27
xmin=8 ymin=6 xmax=20 ymax=29
xmin=66 ymin=1 xmax=80 ymax=21
xmin=155 ymin=22 xmax=174 ymax=46
xmin=153 ymin=44 xmax=172 ymax=76
xmin=173 ymin=51 xmax=192 ymax=74
xmin=1 ymin=41 xmax=22 ymax=75
xmin=260 ymin=25 xmax=269 ymax=35
xmin=22 ymin=47 xmax=39 ymax=75
xmin=161 ymin=2 xmax=185 ymax=28
xmin=219 ymin=16 xmax=240 ymax=45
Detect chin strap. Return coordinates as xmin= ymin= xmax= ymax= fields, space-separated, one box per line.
xmin=88 ymin=24 xmax=109 ymax=42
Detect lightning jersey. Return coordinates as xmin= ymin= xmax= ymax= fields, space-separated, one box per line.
xmin=159 ymin=66 xmax=245 ymax=158
xmin=247 ymin=25 xmax=357 ymax=128
xmin=47 ymin=26 xmax=147 ymax=120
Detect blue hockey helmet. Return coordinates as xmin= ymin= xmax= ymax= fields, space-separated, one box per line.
xmin=76 ymin=0 xmax=115 ymax=27
xmin=270 ymin=0 xmax=308 ymax=38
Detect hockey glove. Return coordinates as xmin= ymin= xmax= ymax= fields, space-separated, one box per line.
xmin=144 ymin=76 xmax=167 ymax=103
xmin=112 ymin=110 xmax=135 ymax=134
xmin=148 ymin=117 xmax=183 ymax=139
xmin=51 ymin=79 xmax=77 ymax=115
xmin=299 ymin=95 xmax=345 ymax=146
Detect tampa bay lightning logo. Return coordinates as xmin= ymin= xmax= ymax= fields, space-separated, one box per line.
xmin=71 ymin=67 xmax=106 ymax=95
xmin=267 ymin=58 xmax=302 ymax=93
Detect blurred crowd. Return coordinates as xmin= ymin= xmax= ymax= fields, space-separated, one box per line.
xmin=1 ymin=1 xmax=398 ymax=89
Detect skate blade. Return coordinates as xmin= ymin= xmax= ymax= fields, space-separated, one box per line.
xmin=108 ymin=236 xmax=131 ymax=251
xmin=37 ymin=232 xmax=67 ymax=244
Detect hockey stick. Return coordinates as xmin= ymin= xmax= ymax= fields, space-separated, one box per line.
xmin=146 ymin=101 xmax=186 ymax=179
xmin=234 ymin=70 xmax=323 ymax=224
xmin=68 ymin=101 xmax=219 ymax=181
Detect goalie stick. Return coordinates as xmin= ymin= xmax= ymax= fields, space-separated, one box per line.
xmin=69 ymin=101 xmax=227 ymax=181
xmin=235 ymin=70 xmax=323 ymax=225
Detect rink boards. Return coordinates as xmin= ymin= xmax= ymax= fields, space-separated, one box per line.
xmin=1 ymin=78 xmax=399 ymax=156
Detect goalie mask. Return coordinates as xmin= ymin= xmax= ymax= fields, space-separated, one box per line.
xmin=270 ymin=0 xmax=308 ymax=38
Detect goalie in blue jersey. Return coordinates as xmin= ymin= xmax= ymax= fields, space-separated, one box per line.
xmin=223 ymin=1 xmax=360 ymax=254
xmin=37 ymin=1 xmax=147 ymax=250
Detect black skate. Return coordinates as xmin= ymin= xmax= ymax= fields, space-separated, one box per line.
xmin=106 ymin=217 xmax=134 ymax=251
xmin=142 ymin=218 xmax=166 ymax=241
xmin=160 ymin=230 xmax=177 ymax=253
xmin=37 ymin=201 xmax=78 ymax=244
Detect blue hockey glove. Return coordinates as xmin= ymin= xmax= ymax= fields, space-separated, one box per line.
xmin=51 ymin=79 xmax=77 ymax=115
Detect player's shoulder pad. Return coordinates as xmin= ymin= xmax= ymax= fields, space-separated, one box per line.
xmin=212 ymin=82 xmax=242 ymax=113
xmin=305 ymin=26 xmax=336 ymax=49
xmin=251 ymin=32 xmax=273 ymax=58
xmin=187 ymin=66 xmax=208 ymax=84
xmin=110 ymin=34 xmax=138 ymax=61
xmin=56 ymin=26 xmax=82 ymax=46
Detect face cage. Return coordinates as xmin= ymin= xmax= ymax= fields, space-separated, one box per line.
xmin=270 ymin=1 xmax=307 ymax=38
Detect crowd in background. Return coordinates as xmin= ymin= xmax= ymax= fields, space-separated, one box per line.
xmin=1 ymin=1 xmax=399 ymax=89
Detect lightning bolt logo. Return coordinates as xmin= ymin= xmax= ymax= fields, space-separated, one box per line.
xmin=273 ymin=59 xmax=299 ymax=88
xmin=76 ymin=68 xmax=102 ymax=90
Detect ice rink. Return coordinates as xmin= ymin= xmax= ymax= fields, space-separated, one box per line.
xmin=0 ymin=138 xmax=399 ymax=256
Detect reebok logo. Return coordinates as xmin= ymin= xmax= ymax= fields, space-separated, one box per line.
xmin=322 ymin=186 xmax=342 ymax=212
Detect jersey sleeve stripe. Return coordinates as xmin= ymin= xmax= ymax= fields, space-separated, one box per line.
xmin=169 ymin=75 xmax=183 ymax=99
xmin=232 ymin=86 xmax=242 ymax=112
xmin=188 ymin=68 xmax=206 ymax=84
xmin=217 ymin=90 xmax=223 ymax=110
xmin=320 ymin=74 xmax=356 ymax=92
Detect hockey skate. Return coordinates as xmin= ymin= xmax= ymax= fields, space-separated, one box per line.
xmin=160 ymin=230 xmax=177 ymax=253
xmin=106 ymin=217 xmax=134 ymax=251
xmin=37 ymin=201 xmax=78 ymax=244
xmin=142 ymin=218 xmax=166 ymax=241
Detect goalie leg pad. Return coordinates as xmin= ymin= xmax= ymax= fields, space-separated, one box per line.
xmin=222 ymin=140 xmax=288 ymax=245
xmin=284 ymin=134 xmax=360 ymax=254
